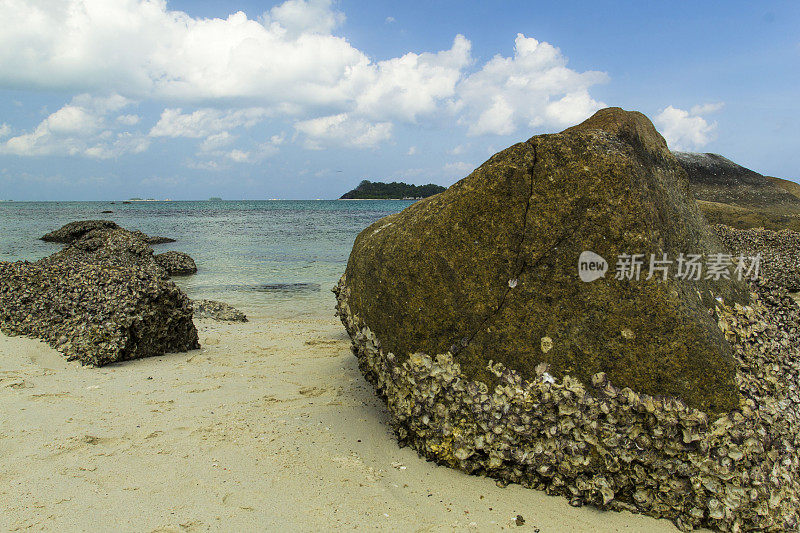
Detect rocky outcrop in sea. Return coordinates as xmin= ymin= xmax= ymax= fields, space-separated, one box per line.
xmin=0 ymin=222 xmax=199 ymax=365
xmin=155 ymin=251 xmax=198 ymax=276
xmin=40 ymin=219 xmax=175 ymax=245
xmin=335 ymin=108 xmax=799 ymax=530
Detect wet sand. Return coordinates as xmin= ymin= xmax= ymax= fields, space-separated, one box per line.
xmin=0 ymin=310 xmax=694 ymax=532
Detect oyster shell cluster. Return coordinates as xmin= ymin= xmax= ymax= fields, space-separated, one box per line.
xmin=192 ymin=299 xmax=248 ymax=322
xmin=0 ymin=221 xmax=200 ymax=365
xmin=714 ymin=224 xmax=800 ymax=291
xmin=334 ymin=276 xmax=799 ymax=531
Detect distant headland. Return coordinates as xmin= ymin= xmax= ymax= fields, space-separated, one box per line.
xmin=339 ymin=180 xmax=446 ymax=200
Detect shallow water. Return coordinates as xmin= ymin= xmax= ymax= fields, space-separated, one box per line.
xmin=0 ymin=200 xmax=412 ymax=318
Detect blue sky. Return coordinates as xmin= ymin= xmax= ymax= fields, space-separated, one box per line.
xmin=0 ymin=0 xmax=797 ymax=200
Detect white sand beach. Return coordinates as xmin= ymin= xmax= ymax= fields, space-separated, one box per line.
xmin=0 ymin=308 xmax=694 ymax=532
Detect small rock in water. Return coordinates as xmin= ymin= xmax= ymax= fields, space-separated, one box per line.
xmin=193 ymin=299 xmax=248 ymax=322
xmin=155 ymin=250 xmax=197 ymax=276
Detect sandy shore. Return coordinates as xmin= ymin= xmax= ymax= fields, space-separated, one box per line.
xmin=0 ymin=309 xmax=694 ymax=532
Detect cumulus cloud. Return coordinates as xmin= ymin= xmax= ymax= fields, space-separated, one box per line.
xmin=117 ymin=114 xmax=140 ymax=125
xmin=448 ymin=144 xmax=465 ymax=155
xmin=353 ymin=35 xmax=471 ymax=122
xmin=444 ymin=161 xmax=476 ymax=176
xmin=263 ymin=0 xmax=345 ymax=37
xmin=0 ymin=1 xmax=611 ymax=164
xmin=454 ymin=34 xmax=608 ymax=136
xmin=0 ymin=123 xmax=10 ymax=138
xmin=407 ymin=146 xmax=417 ymax=155
xmin=295 ymin=113 xmax=393 ymax=149
xmin=193 ymin=131 xmax=282 ymax=168
xmin=199 ymin=131 xmax=236 ymax=152
xmin=0 ymin=93 xmax=147 ymax=158
xmin=655 ymin=103 xmax=723 ymax=151
xmin=149 ymin=108 xmax=273 ymax=138
xmin=0 ymin=0 xmax=365 ymax=106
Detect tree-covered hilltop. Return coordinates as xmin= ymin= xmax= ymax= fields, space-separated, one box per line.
xmin=340 ymin=180 xmax=446 ymax=199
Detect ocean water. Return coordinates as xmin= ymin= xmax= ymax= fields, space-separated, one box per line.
xmin=0 ymin=200 xmax=414 ymax=319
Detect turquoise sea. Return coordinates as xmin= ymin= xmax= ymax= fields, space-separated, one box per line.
xmin=0 ymin=200 xmax=413 ymax=319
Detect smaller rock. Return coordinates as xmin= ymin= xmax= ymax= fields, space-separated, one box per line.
xmin=41 ymin=220 xmax=119 ymax=243
xmin=155 ymin=251 xmax=197 ymax=275
xmin=515 ymin=515 xmax=525 ymax=526
xmin=135 ymin=232 xmax=176 ymax=244
xmin=193 ymin=299 xmax=248 ymax=322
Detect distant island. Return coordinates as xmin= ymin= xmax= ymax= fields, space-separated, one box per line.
xmin=209 ymin=197 xmax=222 ymax=201
xmin=340 ymin=180 xmax=446 ymax=200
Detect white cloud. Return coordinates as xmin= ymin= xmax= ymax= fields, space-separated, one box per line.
xmin=407 ymin=146 xmax=417 ymax=155
xmin=690 ymin=102 xmax=725 ymax=116
xmin=0 ymin=1 xmax=611 ymax=164
xmin=655 ymin=104 xmax=723 ymax=151
xmin=200 ymin=131 xmax=236 ymax=152
xmin=44 ymin=105 xmax=101 ymax=134
xmin=448 ymin=144 xmax=465 ymax=155
xmin=0 ymin=93 xmax=144 ymax=158
xmin=193 ymin=131 xmax=282 ymax=167
xmin=353 ymin=36 xmax=471 ymax=122
xmin=264 ymin=0 xmax=345 ymax=37
xmin=117 ymin=114 xmax=140 ymax=125
xmin=186 ymin=159 xmax=220 ymax=171
xmin=385 ymin=16 xmax=395 ymax=24
xmin=455 ymin=33 xmax=608 ymax=136
xmin=0 ymin=123 xmax=12 ymax=138
xmin=0 ymin=0 xmax=365 ymax=106
xmin=149 ymin=108 xmax=272 ymax=138
xmin=226 ymin=149 xmax=251 ymax=163
xmin=85 ymin=132 xmax=150 ymax=159
xmin=295 ymin=113 xmax=393 ymax=149
xmin=444 ymin=161 xmax=475 ymax=176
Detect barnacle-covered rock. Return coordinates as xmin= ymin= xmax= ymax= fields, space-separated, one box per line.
xmin=155 ymin=251 xmax=198 ymax=276
xmin=336 ymin=108 xmax=799 ymax=530
xmin=714 ymin=224 xmax=800 ymax=291
xmin=0 ymin=222 xmax=200 ymax=365
xmin=336 ymin=277 xmax=799 ymax=531
xmin=192 ymin=299 xmax=247 ymax=322
xmin=0 ymin=259 xmax=198 ymax=366
xmin=40 ymin=219 xmax=119 ymax=243
xmin=41 ymin=220 xmax=174 ymax=245
xmin=343 ymin=107 xmax=747 ymax=414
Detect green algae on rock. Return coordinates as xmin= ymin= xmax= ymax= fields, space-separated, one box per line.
xmin=343 ymin=107 xmax=748 ymax=414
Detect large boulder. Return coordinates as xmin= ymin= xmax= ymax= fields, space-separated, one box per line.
xmin=336 ymin=108 xmax=799 ymax=530
xmin=343 ymin=107 xmax=746 ymax=414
